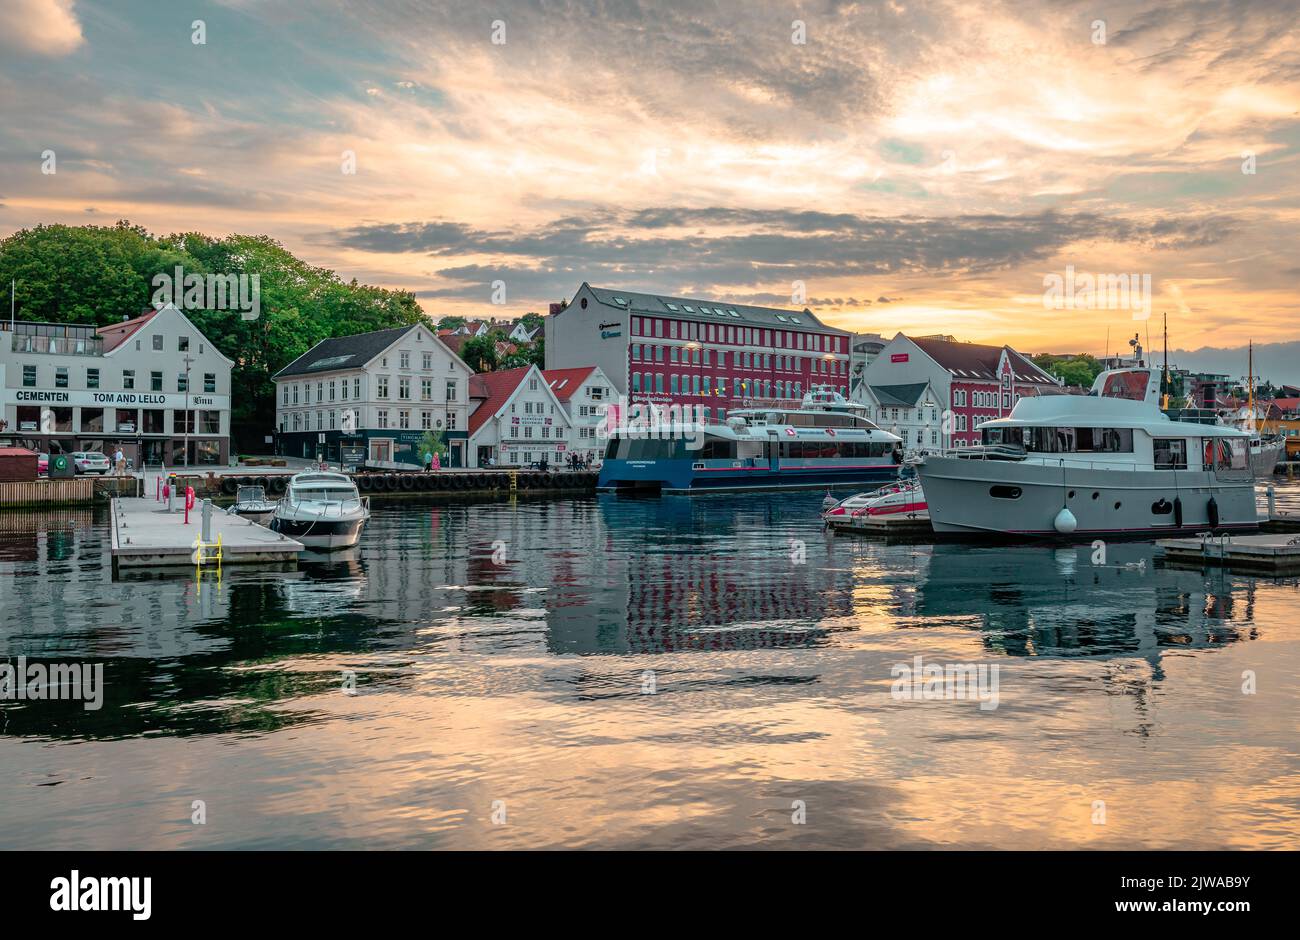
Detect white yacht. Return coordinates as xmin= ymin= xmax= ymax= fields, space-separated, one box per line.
xmin=916 ymin=366 xmax=1257 ymax=537
xmin=270 ymin=471 xmax=370 ymax=549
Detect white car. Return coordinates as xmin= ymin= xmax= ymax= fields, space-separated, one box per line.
xmin=71 ymin=451 xmax=112 ymax=474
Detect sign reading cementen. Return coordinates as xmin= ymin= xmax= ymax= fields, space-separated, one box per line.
xmin=2 ymin=389 xmax=230 ymax=409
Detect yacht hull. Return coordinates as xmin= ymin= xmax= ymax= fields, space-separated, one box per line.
xmin=270 ymin=515 xmax=367 ymax=549
xmin=917 ymin=456 xmax=1258 ymax=536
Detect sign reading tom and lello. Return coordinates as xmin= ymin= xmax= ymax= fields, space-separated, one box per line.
xmin=2 ymin=389 xmax=230 ymax=409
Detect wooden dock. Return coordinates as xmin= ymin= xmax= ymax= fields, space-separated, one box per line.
xmin=110 ymin=497 xmax=304 ymax=570
xmin=0 ymin=478 xmax=95 ymax=508
xmin=1159 ymin=532 xmax=1300 ymax=575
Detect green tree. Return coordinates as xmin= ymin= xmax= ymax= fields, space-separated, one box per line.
xmin=436 ymin=315 xmax=466 ymax=330
xmin=416 ymin=430 xmax=447 ymax=460
xmin=1033 ymin=353 xmax=1101 ymax=388
xmin=460 ymin=335 xmax=499 ymax=372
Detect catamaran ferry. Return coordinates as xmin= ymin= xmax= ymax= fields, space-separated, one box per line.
xmin=597 ymin=386 xmax=904 ymax=493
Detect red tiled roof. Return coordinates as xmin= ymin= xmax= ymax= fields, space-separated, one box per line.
xmin=542 ymin=366 xmax=596 ymax=401
xmin=908 ymin=335 xmax=1056 ymax=385
xmin=466 ymin=367 xmax=532 ymax=436
xmin=1272 ymin=397 xmax=1300 ymax=413
xmin=97 ymin=307 xmax=161 ymax=351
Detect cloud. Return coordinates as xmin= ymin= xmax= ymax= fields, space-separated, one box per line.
xmin=0 ymin=0 xmax=84 ymax=56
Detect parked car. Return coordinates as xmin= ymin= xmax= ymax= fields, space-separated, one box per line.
xmin=37 ymin=453 xmax=49 ymax=476
xmin=71 ymin=451 xmax=111 ymax=475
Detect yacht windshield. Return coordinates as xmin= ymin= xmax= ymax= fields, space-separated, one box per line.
xmin=1099 ymin=371 xmax=1150 ymax=401
xmin=294 ymin=486 xmax=357 ymax=501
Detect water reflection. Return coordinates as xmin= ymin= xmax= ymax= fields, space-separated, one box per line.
xmin=0 ymin=495 xmax=1281 ymax=740
xmin=911 ymin=542 xmax=1259 ymax=662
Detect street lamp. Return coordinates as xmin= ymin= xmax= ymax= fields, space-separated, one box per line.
xmin=182 ymin=354 xmax=194 ymax=469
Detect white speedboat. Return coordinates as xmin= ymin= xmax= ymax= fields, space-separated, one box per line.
xmin=225 ymin=485 xmax=278 ymax=526
xmin=823 ymin=478 xmax=928 ymax=529
xmin=270 ymin=472 xmax=369 ymax=549
xmin=917 ymin=365 xmax=1257 ymax=537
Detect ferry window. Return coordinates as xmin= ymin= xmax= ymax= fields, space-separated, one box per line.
xmin=989 ymin=485 xmax=1022 ymax=499
xmin=1153 ymin=439 xmax=1187 ymax=469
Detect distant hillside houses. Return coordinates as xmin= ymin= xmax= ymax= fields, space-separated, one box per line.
xmin=445 ymin=317 xmax=542 ymax=344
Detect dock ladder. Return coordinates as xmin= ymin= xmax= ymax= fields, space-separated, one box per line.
xmin=192 ymin=532 xmax=224 ymax=570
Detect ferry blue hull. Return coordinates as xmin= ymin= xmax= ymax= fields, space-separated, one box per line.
xmin=597 ymin=459 xmax=900 ymax=493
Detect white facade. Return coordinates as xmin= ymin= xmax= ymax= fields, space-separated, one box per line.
xmin=0 ymin=303 xmax=234 ymax=466
xmin=545 ymin=366 xmax=614 ymax=465
xmin=855 ymin=381 xmax=945 ymax=453
xmin=274 ymin=323 xmax=474 ymax=468
xmin=467 ymin=365 xmax=575 ymax=468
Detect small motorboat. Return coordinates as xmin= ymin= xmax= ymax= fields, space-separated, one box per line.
xmin=270 ymin=471 xmax=369 ymax=550
xmin=225 ymin=485 xmax=279 ymax=526
xmin=823 ymin=478 xmax=928 ymax=530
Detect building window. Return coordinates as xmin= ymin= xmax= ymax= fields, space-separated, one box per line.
xmin=151 ymin=371 xmax=163 ymax=391
xmin=399 ymin=377 xmax=411 ymax=400
xmin=399 ymin=409 xmax=410 ymax=429
xmin=353 ymin=378 xmax=361 ymax=399
xmin=421 ymin=378 xmax=432 ymax=400
xmin=421 ymin=411 xmax=432 ymax=430
xmin=177 ymin=372 xmax=188 ymax=393
xmin=178 ymin=336 xmax=189 ymax=352
xmin=174 ymin=410 xmax=195 ymax=434
xmin=85 ymin=367 xmax=100 ymax=389
xmin=400 ymin=351 xmax=410 ymax=369
xmin=201 ymin=411 xmax=220 ymax=434
xmin=423 ymin=352 xmax=432 ymax=370
xmin=152 ymin=335 xmax=163 ymax=351
xmin=341 ymin=380 xmax=349 ymax=401
xmin=328 ymin=380 xmax=336 ymax=401
xmin=328 ymin=411 xmax=336 ymax=430
xmin=377 ymin=409 xmax=389 ymax=429
xmin=445 ymin=380 xmax=457 ymax=402
xmin=377 ymin=376 xmax=389 ymax=398
xmin=55 ymin=366 xmax=68 ymax=388
xmin=22 ymin=365 xmax=36 ymax=387
xmin=204 ymin=373 xmax=216 ymax=393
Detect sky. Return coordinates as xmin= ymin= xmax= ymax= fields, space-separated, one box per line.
xmin=0 ymin=0 xmax=1296 ymax=358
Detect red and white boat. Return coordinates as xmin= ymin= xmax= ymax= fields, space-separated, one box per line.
xmin=822 ymin=478 xmax=928 ymax=530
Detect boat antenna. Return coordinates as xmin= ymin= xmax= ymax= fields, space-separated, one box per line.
xmin=1247 ymin=339 xmax=1255 ymax=433
xmin=1161 ymin=310 xmax=1170 ymax=410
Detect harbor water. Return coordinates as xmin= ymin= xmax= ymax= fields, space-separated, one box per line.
xmin=2 ymin=483 xmax=1299 ymax=849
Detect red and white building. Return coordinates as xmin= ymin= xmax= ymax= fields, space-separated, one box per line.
xmin=545 ymin=283 xmax=851 ymax=421
xmin=858 ymin=334 xmax=1061 ymax=447
xmin=464 ymin=364 xmax=614 ymax=467
xmin=542 ymin=366 xmax=614 ymax=465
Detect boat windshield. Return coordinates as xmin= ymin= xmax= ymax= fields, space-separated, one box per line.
xmin=293 ymin=486 xmax=358 ymax=502
xmin=1099 ymin=370 xmax=1150 ymax=401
